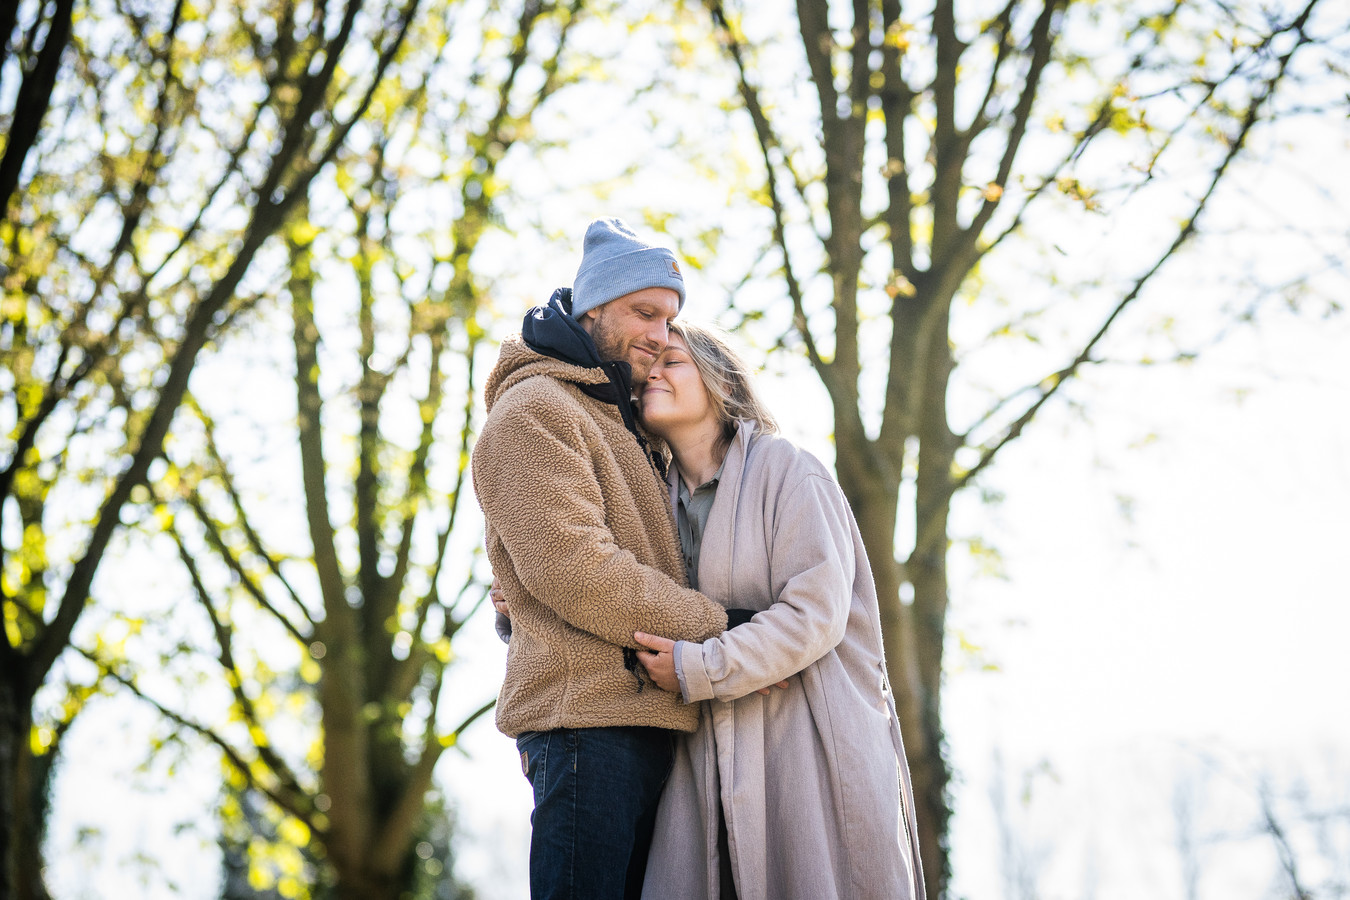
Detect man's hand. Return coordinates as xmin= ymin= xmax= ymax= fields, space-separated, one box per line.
xmin=634 ymin=631 xmax=790 ymax=697
xmin=490 ymin=578 xmax=509 ymax=618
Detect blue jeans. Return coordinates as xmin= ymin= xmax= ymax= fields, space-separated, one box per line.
xmin=516 ymin=726 xmax=676 ymax=900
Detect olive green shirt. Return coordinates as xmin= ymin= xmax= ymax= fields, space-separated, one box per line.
xmin=675 ymin=461 xmax=725 ymax=590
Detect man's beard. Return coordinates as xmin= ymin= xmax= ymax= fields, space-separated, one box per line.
xmin=591 ymin=313 xmax=651 ymax=388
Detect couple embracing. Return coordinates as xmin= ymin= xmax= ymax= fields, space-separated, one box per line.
xmin=472 ymin=218 xmax=924 ymax=900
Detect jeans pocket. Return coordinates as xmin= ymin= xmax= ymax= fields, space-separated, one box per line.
xmin=516 ymin=731 xmax=546 ymax=792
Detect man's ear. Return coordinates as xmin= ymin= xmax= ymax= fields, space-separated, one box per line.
xmin=575 ymin=307 xmax=597 ymax=334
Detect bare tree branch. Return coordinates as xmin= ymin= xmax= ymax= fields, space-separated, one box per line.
xmin=950 ymin=0 xmax=1063 ymax=278
xmin=188 ymin=398 xmax=317 ymax=630
xmin=0 ymin=0 xmax=74 ymax=216
xmin=88 ymin=652 xmax=321 ymax=834
xmin=182 ymin=489 xmax=311 ymax=646
xmin=946 ymin=0 xmax=1320 ymax=507
xmin=166 ymin=517 xmax=311 ymax=805
xmin=705 ymin=0 xmax=824 ymax=376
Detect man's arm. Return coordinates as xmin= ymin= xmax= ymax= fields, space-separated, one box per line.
xmin=473 ymin=384 xmax=726 ymax=647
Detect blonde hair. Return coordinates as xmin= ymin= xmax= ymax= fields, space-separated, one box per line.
xmin=667 ymin=320 xmax=778 ymax=450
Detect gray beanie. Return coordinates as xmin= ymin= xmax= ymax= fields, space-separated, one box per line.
xmin=571 ymin=217 xmax=686 ymax=318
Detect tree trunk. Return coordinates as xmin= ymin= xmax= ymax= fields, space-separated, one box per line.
xmin=848 ymin=480 xmax=949 ymax=900
xmin=0 ymin=675 xmax=49 ymax=900
xmin=908 ymin=533 xmax=952 ymax=900
xmin=906 ymin=305 xmax=960 ymax=900
xmin=839 ymin=293 xmax=958 ymax=900
xmin=333 ymin=868 xmax=397 ymax=900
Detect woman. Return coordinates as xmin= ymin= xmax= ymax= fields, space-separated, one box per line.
xmin=632 ymin=321 xmax=925 ymax=900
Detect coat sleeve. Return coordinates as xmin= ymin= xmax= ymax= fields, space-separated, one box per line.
xmin=473 ymin=385 xmax=727 ymax=648
xmin=678 ymin=472 xmax=853 ymax=702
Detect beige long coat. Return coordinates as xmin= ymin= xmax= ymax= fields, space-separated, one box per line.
xmin=642 ymin=422 xmax=925 ymax=900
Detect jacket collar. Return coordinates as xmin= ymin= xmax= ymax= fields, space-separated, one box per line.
xmin=522 ymin=288 xmax=602 ymax=368
xmin=521 ymin=287 xmax=635 ymax=407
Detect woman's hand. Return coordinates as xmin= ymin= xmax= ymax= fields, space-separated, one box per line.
xmin=633 ymin=632 xmax=680 ymax=693
xmin=490 ymin=578 xmax=509 ymax=618
xmin=634 ymin=632 xmax=789 ymax=696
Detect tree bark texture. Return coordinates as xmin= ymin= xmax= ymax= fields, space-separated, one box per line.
xmin=0 ymin=677 xmax=49 ymax=900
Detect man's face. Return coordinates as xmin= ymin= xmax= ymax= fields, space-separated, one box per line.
xmin=579 ymin=287 xmax=681 ymax=387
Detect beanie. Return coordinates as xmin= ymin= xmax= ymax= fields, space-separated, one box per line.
xmin=571 ymin=217 xmax=686 ymax=318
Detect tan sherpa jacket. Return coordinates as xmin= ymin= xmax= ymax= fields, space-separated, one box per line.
xmin=472 ymin=335 xmax=728 ymax=736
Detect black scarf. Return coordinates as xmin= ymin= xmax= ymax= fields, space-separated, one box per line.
xmin=521 ymin=288 xmax=664 ymax=479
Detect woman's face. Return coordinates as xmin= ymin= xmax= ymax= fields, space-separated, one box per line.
xmin=640 ymin=333 xmax=714 ymax=437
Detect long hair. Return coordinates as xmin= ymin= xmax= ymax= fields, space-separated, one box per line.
xmin=667 ymin=320 xmax=778 ymax=451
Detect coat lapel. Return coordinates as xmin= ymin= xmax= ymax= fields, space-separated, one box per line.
xmin=695 ymin=420 xmax=754 ymax=603
xmin=697 ymin=422 xmax=774 ymax=899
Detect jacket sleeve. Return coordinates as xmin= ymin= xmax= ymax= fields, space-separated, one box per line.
xmin=677 ymin=472 xmax=853 ymax=702
xmin=473 ymin=386 xmax=727 ymax=647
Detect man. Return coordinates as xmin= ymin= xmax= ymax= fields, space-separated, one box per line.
xmin=471 ymin=217 xmax=729 ymax=900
